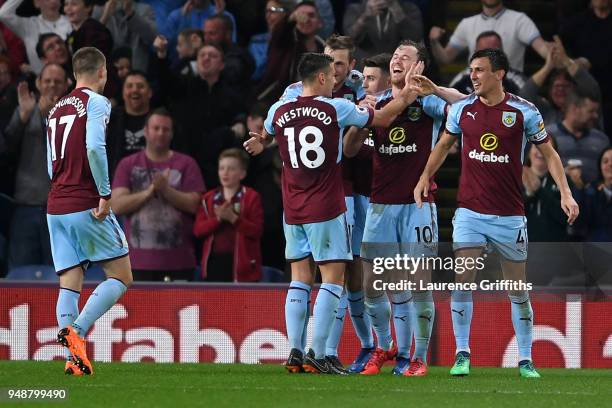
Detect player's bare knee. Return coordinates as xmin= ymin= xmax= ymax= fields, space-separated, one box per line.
xmin=101 ymin=256 xmax=133 ymax=287
xmin=290 ymin=257 xmax=315 ymax=285
xmin=318 ymin=262 xmax=345 ymax=286
xmin=58 ymin=266 xmax=84 ymax=292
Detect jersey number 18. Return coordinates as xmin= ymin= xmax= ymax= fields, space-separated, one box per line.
xmin=284 ymin=126 xmax=325 ymax=169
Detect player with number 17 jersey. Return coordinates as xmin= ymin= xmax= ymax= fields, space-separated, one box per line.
xmin=264 ymin=94 xmax=373 ymax=261
xmin=47 ymin=88 xmax=111 ymax=214
xmin=46 ymin=86 xmax=128 ymax=273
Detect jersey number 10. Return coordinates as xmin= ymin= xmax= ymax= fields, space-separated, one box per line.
xmin=48 ymin=114 xmax=76 ymax=161
xmin=284 ymin=126 xmax=326 ymax=169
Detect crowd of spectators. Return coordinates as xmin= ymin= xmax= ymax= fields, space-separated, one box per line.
xmin=0 ymin=0 xmax=610 ymax=282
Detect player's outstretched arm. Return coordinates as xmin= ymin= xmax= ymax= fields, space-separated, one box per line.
xmin=414 ymin=131 xmax=456 ymax=208
xmin=410 ymin=75 xmax=466 ymax=104
xmin=536 ymin=140 xmax=579 ymax=225
xmin=371 ymin=61 xmax=423 ymax=128
xmin=244 ymin=129 xmax=274 ymax=156
xmin=343 ymin=127 xmax=369 ymax=158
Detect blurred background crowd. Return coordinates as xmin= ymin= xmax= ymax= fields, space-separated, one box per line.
xmin=0 ymin=0 xmax=610 ymax=283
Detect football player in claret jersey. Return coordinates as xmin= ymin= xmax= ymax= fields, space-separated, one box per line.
xmin=276 ymin=35 xmax=376 ymax=374
xmin=344 ymin=41 xmax=465 ymax=377
xmin=244 ymin=52 xmax=421 ymax=374
xmin=414 ymin=48 xmax=579 ymax=378
xmin=343 ymin=53 xmax=392 ymax=374
xmin=47 ymin=47 xmax=133 ymax=376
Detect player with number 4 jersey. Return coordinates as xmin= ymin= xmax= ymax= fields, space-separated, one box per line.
xmin=414 ymin=48 xmax=579 ymax=379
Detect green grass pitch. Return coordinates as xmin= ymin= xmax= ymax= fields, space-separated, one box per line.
xmin=0 ymin=361 xmax=610 ymax=407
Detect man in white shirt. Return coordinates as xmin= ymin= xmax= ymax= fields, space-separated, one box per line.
xmin=429 ymin=0 xmax=550 ymax=72
xmin=0 ymin=0 xmax=72 ymax=74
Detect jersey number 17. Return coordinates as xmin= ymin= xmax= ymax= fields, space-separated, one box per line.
xmin=48 ymin=114 xmax=76 ymax=161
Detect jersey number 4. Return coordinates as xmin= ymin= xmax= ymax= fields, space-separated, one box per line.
xmin=284 ymin=126 xmax=325 ymax=169
xmin=48 ymin=114 xmax=76 ymax=161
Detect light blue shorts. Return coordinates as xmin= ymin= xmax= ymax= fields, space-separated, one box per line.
xmin=47 ymin=209 xmax=129 ymax=274
xmin=352 ymin=194 xmax=369 ymax=256
xmin=361 ymin=202 xmax=438 ymax=260
xmin=452 ymin=207 xmax=528 ymax=262
xmin=283 ymin=212 xmax=352 ymax=263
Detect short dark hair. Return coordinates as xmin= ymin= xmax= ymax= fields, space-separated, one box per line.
xmin=363 ymin=53 xmax=392 ymax=75
xmin=124 ymin=70 xmax=149 ymax=85
xmin=111 ymin=46 xmax=132 ymax=63
xmin=72 ymin=47 xmax=106 ymax=77
xmin=566 ymin=89 xmax=600 ymax=107
xmin=475 ymin=30 xmax=503 ymax=47
xmin=297 ymin=52 xmax=333 ymax=83
xmin=207 ymin=13 xmax=234 ymax=34
xmin=325 ymin=34 xmax=355 ymax=61
xmin=294 ymin=0 xmax=318 ymax=12
xmin=397 ymin=40 xmax=430 ymax=70
xmin=197 ymin=43 xmax=225 ymax=60
xmin=39 ymin=63 xmax=67 ymax=81
xmin=179 ymin=28 xmax=204 ymax=42
xmin=36 ymin=33 xmax=63 ymax=58
xmin=145 ymin=107 xmax=173 ymax=126
xmin=469 ymin=48 xmax=509 ymax=77
xmin=219 ymin=147 xmax=249 ymax=170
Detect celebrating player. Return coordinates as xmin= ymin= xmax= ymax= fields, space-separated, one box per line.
xmin=275 ymin=35 xmax=374 ymax=374
xmin=345 ymin=41 xmax=465 ymax=376
xmin=244 ymin=52 xmax=420 ymax=374
xmin=343 ymin=53 xmax=392 ymax=373
xmin=48 ymin=47 xmax=133 ymax=376
xmin=414 ymin=48 xmax=579 ymax=378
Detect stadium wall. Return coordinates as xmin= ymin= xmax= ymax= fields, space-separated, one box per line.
xmin=1 ymin=283 xmax=611 ymax=368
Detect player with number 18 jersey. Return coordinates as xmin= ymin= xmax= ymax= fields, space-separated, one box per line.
xmin=264 ymin=94 xmax=373 ymax=262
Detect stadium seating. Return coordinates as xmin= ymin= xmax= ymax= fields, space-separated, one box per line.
xmin=261 ymin=266 xmax=285 ymax=283
xmin=84 ymin=263 xmax=107 ymax=282
xmin=5 ymin=264 xmax=57 ymax=281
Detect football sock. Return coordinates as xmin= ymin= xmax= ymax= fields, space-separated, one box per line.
xmin=390 ymin=291 xmax=413 ymax=359
xmin=509 ymin=292 xmax=533 ymax=361
xmin=311 ymin=283 xmax=343 ymax=359
xmin=347 ymin=290 xmax=374 ymax=349
xmin=301 ymin=297 xmax=311 ymax=352
xmin=56 ymin=287 xmax=80 ymax=360
xmin=451 ymin=290 xmax=473 ymax=354
xmin=285 ymin=281 xmax=311 ymax=352
xmin=72 ymin=278 xmax=127 ymax=337
xmin=325 ymin=290 xmax=348 ymax=356
xmin=365 ymin=293 xmax=393 ymax=351
xmin=412 ymin=290 xmax=435 ymax=363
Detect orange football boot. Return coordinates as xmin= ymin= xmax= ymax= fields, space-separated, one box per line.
xmin=57 ymin=327 xmax=94 ymax=375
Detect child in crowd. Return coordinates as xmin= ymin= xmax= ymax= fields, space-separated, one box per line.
xmin=194 ymin=148 xmax=263 ymax=282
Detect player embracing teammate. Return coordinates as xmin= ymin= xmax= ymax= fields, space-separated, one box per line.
xmin=246 ymin=41 xmax=579 ymax=376
xmin=414 ymin=48 xmax=579 ymax=378
xmin=345 ymin=41 xmax=464 ymax=376
xmin=245 ymin=51 xmax=422 ymax=374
